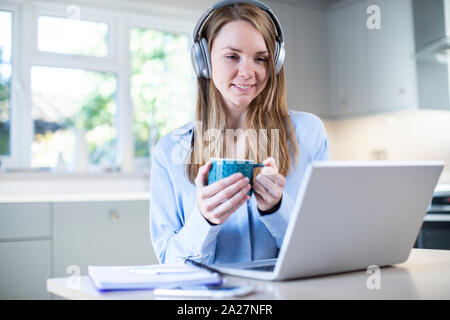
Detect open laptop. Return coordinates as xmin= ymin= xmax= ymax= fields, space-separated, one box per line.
xmin=211 ymin=161 xmax=444 ymax=280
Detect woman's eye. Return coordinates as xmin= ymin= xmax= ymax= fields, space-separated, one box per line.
xmin=256 ymin=57 xmax=268 ymax=62
xmin=226 ymin=55 xmax=238 ymax=60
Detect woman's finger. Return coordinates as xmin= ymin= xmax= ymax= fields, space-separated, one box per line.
xmin=260 ymin=157 xmax=285 ymax=185
xmin=256 ymin=174 xmax=275 ymax=190
xmin=204 ymin=176 xmax=249 ymax=210
xmin=253 ymin=190 xmax=268 ymax=206
xmin=195 ymin=161 xmax=212 ymax=187
xmin=262 ymin=157 xmax=277 ymax=169
xmin=253 ymin=179 xmax=276 ymax=202
xmin=209 ymin=185 xmax=251 ymax=224
xmin=199 ymin=172 xmax=244 ymax=199
xmin=208 ymin=192 xmax=250 ymax=225
xmin=260 ymin=165 xmax=277 ymax=175
xmin=260 ymin=171 xmax=286 ymax=187
xmin=260 ymin=175 xmax=283 ymax=199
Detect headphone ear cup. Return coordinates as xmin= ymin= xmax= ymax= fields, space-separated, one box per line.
xmin=199 ymin=38 xmax=212 ymax=79
xmin=191 ymin=41 xmax=201 ymax=77
xmin=274 ymin=41 xmax=285 ymax=74
xmin=191 ymin=38 xmax=212 ymax=79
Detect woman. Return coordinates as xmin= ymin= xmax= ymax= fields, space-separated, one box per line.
xmin=150 ymin=0 xmax=329 ymax=265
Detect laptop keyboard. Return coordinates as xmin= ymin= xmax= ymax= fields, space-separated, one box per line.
xmin=242 ymin=264 xmax=275 ymax=272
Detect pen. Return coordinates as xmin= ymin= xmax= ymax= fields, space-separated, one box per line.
xmin=184 ymin=259 xmax=223 ymax=275
xmin=128 ymin=267 xmax=197 ymax=275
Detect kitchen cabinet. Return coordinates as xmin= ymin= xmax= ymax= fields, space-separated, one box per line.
xmin=0 ymin=203 xmax=52 ymax=299
xmin=0 ymin=240 xmax=51 ymax=299
xmin=327 ymin=0 xmax=418 ymax=118
xmin=328 ymin=0 xmax=369 ymax=116
xmin=0 ymin=203 xmax=51 ymax=240
xmin=366 ymin=0 xmax=417 ymax=112
xmin=413 ymin=0 xmax=450 ymax=110
xmin=282 ymin=4 xmax=331 ymax=118
xmin=52 ymin=201 xmax=157 ymax=277
xmin=0 ymin=200 xmax=156 ymax=299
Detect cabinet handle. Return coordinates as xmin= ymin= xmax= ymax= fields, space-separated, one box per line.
xmin=110 ymin=210 xmax=119 ymax=223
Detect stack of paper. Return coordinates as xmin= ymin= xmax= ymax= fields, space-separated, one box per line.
xmin=88 ymin=264 xmax=222 ymax=291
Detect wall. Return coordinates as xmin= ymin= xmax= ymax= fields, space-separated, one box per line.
xmin=47 ymin=0 xmax=330 ymax=115
xmin=323 ymin=109 xmax=450 ymax=184
xmin=267 ymin=1 xmax=331 ymax=116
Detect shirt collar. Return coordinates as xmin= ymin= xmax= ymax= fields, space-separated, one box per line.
xmin=171 ymin=121 xmax=194 ymax=138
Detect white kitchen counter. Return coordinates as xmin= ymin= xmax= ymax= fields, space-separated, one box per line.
xmin=0 ymin=192 xmax=150 ymax=203
xmin=435 ymin=183 xmax=450 ymax=192
xmin=0 ymin=172 xmax=150 ymax=203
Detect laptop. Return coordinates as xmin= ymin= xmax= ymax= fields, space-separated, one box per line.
xmin=211 ymin=161 xmax=444 ymax=280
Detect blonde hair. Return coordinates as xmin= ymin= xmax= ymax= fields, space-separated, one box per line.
xmin=185 ymin=2 xmax=299 ymax=183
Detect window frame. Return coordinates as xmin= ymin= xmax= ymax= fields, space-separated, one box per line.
xmin=3 ymin=0 xmax=198 ymax=173
xmin=31 ymin=3 xmax=117 ymax=70
xmin=0 ymin=2 xmax=20 ymax=168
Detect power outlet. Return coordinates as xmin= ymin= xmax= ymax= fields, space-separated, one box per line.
xmin=370 ymin=149 xmax=387 ymax=160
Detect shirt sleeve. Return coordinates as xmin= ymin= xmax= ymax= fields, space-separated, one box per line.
xmin=255 ymin=119 xmax=330 ymax=249
xmin=149 ymin=145 xmax=222 ymax=265
xmin=251 ymin=190 xmax=295 ymax=249
xmin=313 ymin=128 xmax=330 ymax=161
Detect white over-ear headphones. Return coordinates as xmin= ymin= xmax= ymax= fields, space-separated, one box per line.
xmin=191 ymin=0 xmax=285 ymax=79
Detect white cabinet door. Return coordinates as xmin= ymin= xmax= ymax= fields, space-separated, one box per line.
xmin=0 ymin=240 xmax=51 ymax=299
xmin=0 ymin=203 xmax=51 ymax=299
xmin=331 ymin=1 xmax=370 ymax=116
xmin=53 ymin=201 xmax=157 ymax=277
xmin=0 ymin=203 xmax=51 ymax=240
xmin=366 ymin=0 xmax=417 ymax=111
xmin=328 ymin=0 xmax=417 ymax=118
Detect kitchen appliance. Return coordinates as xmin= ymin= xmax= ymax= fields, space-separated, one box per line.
xmin=413 ymin=0 xmax=450 ymax=110
xmin=415 ymin=191 xmax=450 ymax=250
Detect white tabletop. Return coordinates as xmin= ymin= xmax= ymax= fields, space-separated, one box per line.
xmin=47 ymin=249 xmax=450 ymax=300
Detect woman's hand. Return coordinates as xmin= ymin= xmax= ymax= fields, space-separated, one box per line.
xmin=195 ymin=161 xmax=251 ymax=225
xmin=253 ymin=157 xmax=286 ymax=212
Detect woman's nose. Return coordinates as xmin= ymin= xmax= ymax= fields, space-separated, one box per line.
xmin=238 ymin=58 xmax=255 ymax=78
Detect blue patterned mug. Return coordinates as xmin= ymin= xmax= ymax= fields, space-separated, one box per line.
xmin=208 ymin=158 xmax=264 ymax=196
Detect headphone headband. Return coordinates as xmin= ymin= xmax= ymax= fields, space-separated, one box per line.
xmin=192 ymin=0 xmax=284 ymax=44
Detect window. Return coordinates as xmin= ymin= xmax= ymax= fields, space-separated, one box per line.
xmin=3 ymin=2 xmax=196 ymax=173
xmin=37 ymin=15 xmax=109 ymax=57
xmin=31 ymin=66 xmax=116 ymax=169
xmin=31 ymin=11 xmax=117 ymax=171
xmin=130 ymin=27 xmax=195 ymax=159
xmin=0 ymin=10 xmax=12 ymax=156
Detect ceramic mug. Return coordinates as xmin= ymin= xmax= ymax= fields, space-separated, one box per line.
xmin=208 ymin=158 xmax=264 ymax=196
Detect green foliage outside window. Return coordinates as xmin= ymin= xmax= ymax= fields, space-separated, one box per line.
xmin=130 ymin=28 xmax=195 ymax=158
xmin=0 ymin=48 xmax=11 ymax=156
xmin=63 ymin=88 xmax=115 ymax=165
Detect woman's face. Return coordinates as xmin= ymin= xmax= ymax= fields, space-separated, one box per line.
xmin=210 ymin=20 xmax=269 ymax=113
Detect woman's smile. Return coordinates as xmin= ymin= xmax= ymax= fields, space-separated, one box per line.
xmin=231 ymin=83 xmax=256 ymax=92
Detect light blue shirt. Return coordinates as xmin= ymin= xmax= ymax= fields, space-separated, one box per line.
xmin=149 ymin=110 xmax=329 ymax=265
